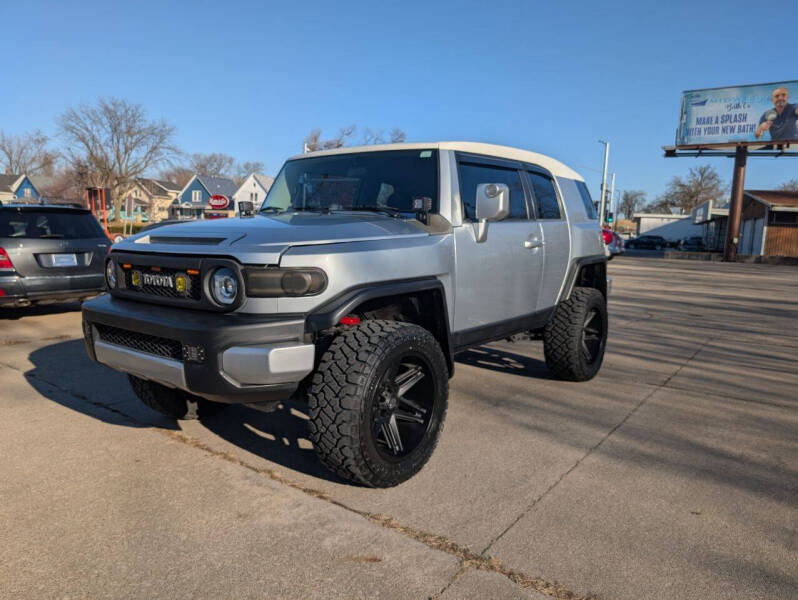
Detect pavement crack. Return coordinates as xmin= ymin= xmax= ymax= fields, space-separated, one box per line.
xmin=479 ymin=336 xmax=716 ymax=557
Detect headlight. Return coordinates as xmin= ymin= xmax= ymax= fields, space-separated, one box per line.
xmin=244 ymin=268 xmax=327 ymax=297
xmin=105 ymin=260 xmax=117 ymax=289
xmin=211 ymin=267 xmax=239 ymax=305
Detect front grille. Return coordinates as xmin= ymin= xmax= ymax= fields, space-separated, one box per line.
xmin=95 ymin=324 xmax=182 ymax=361
xmin=122 ymin=266 xmax=202 ymax=301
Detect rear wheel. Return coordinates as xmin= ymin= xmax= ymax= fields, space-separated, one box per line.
xmin=128 ymin=375 xmax=227 ymax=420
xmin=543 ymin=287 xmax=607 ymax=381
xmin=307 ymin=320 xmax=448 ymax=487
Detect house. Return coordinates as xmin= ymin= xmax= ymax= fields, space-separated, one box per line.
xmin=0 ymin=173 xmax=40 ymax=202
xmin=691 ymin=199 xmax=729 ymax=251
xmin=233 ymin=173 xmax=274 ymax=211
xmin=172 ymin=174 xmax=238 ymax=219
xmin=121 ymin=178 xmax=181 ymax=222
xmin=632 ymin=212 xmax=702 ymax=241
xmin=738 ymin=190 xmax=798 ymax=257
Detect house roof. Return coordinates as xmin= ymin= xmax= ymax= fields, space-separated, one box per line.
xmin=745 ymin=190 xmax=798 ymax=209
xmin=252 ymin=173 xmax=274 ymax=190
xmin=137 ymin=178 xmax=175 ymax=198
xmin=196 ymin=174 xmax=237 ymax=197
xmin=153 ymin=179 xmax=181 ymax=192
xmin=289 ymin=142 xmax=584 ymax=181
xmin=0 ymin=173 xmax=24 ymax=192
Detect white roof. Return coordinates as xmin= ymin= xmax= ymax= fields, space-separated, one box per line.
xmin=288 ymin=142 xmax=584 ymax=181
xmin=633 ymin=213 xmax=690 ymax=220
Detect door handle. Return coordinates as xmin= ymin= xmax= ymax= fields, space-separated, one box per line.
xmin=524 ymin=239 xmax=544 ymax=249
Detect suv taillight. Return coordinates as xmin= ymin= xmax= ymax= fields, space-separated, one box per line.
xmin=601 ymin=229 xmax=613 ymax=245
xmin=0 ymin=247 xmax=14 ymax=270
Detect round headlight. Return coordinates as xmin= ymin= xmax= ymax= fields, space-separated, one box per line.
xmin=211 ymin=267 xmax=238 ymax=305
xmin=105 ymin=260 xmax=117 ymax=289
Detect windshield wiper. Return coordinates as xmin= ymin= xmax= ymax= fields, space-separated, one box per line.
xmin=260 ymin=206 xmax=285 ymax=213
xmin=338 ymin=205 xmax=401 ymax=218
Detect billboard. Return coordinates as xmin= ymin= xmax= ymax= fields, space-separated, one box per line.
xmin=676 ymin=81 xmax=798 ymax=147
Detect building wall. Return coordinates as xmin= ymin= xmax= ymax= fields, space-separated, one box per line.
xmin=233 ymin=174 xmax=271 ymax=211
xmin=178 ymin=178 xmax=209 ymax=207
xmin=13 ymin=176 xmax=39 ymax=201
xmin=764 ymin=223 xmax=798 ymax=257
xmin=637 ymin=216 xmax=702 ymax=240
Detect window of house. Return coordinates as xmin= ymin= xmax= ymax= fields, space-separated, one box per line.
xmin=527 ymin=172 xmax=562 ymax=219
xmin=24 ymin=187 xmax=31 ymax=197
xmin=192 ymin=190 xmax=202 ymax=203
xmin=458 ymin=162 xmax=528 ymax=220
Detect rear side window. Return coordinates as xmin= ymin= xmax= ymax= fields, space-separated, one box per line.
xmin=458 ymin=163 xmax=528 ymax=220
xmin=528 ymin=172 xmax=561 ymax=220
xmin=0 ymin=211 xmax=105 ymax=239
xmin=574 ymin=180 xmax=597 ymax=219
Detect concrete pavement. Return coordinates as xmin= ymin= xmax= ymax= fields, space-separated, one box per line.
xmin=1 ymin=257 xmax=796 ymax=599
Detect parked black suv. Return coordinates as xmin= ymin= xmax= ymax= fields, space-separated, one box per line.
xmin=0 ymin=204 xmax=109 ymax=308
xmin=626 ymin=234 xmax=668 ymax=250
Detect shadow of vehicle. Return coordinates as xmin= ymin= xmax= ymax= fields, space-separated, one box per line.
xmin=25 ymin=338 xmax=344 ymax=483
xmin=456 ymin=344 xmax=550 ymax=378
xmin=0 ymin=301 xmax=85 ymax=321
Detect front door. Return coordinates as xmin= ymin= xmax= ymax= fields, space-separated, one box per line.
xmin=452 ymin=158 xmax=544 ymax=336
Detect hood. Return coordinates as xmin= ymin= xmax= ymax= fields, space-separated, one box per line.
xmin=115 ymin=213 xmax=428 ymax=264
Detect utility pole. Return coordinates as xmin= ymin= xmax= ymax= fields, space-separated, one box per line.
xmin=598 ymin=140 xmax=610 ymax=225
xmin=608 ymin=173 xmax=615 ymax=231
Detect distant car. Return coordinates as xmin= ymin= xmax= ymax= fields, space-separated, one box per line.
xmin=0 ymin=203 xmax=110 ymax=308
xmin=601 ymin=228 xmax=624 ymax=259
xmin=679 ymin=236 xmax=705 ymax=251
xmin=626 ymin=235 xmax=668 ymax=250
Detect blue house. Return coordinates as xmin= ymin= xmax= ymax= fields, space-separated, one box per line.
xmin=0 ymin=173 xmax=40 ymax=202
xmin=173 ymin=174 xmax=238 ymax=219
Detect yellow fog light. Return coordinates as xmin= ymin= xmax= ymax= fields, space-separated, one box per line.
xmin=175 ymin=274 xmax=188 ymax=294
xmin=131 ymin=270 xmax=142 ymax=287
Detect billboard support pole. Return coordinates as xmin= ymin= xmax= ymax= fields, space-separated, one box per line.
xmin=609 ymin=172 xmax=616 ymax=229
xmin=723 ymin=145 xmax=747 ymax=262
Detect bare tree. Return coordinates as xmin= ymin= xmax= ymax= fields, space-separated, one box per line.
xmin=619 ymin=190 xmax=646 ymax=219
xmin=190 ymin=152 xmax=235 ymax=178
xmin=234 ymin=161 xmax=266 ymax=186
xmin=159 ymin=165 xmax=194 ymax=188
xmin=655 ymin=165 xmax=726 ymax=214
xmin=0 ymin=129 xmax=58 ymax=176
xmin=304 ymin=124 xmax=404 ymax=151
xmin=58 ymin=98 xmax=178 ymax=221
xmin=389 ymin=127 xmax=406 ymax=143
xmin=776 ymin=179 xmax=798 ymax=192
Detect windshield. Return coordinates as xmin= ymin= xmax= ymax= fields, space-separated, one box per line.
xmin=262 ymin=150 xmax=439 ymax=215
xmin=0 ymin=210 xmax=106 ymax=239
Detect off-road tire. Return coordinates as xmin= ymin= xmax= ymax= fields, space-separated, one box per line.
xmin=128 ymin=375 xmax=227 ymax=420
xmin=543 ymin=287 xmax=607 ymax=381
xmin=307 ymin=320 xmax=448 ymax=488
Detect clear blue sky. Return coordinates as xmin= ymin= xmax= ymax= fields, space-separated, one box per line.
xmin=4 ymin=0 xmax=796 ymax=203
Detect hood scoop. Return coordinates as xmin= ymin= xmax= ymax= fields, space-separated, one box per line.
xmin=142 ymin=235 xmax=225 ymax=246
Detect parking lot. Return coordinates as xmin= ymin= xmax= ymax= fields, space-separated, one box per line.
xmin=1 ymin=257 xmax=796 ymax=600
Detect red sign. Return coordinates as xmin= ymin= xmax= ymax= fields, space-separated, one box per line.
xmin=209 ymin=194 xmax=229 ymax=209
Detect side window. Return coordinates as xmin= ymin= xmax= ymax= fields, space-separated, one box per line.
xmin=528 ymin=172 xmax=561 ymax=220
xmin=458 ymin=163 xmax=527 ymax=220
xmin=574 ymin=180 xmax=597 ymax=219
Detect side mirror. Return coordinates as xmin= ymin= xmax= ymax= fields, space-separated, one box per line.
xmin=475 ymin=183 xmax=510 ymax=243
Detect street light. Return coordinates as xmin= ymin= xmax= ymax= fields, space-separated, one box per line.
xmin=598 ymin=140 xmax=610 ymax=225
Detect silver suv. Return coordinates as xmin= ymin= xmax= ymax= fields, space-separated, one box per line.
xmin=82 ymin=142 xmax=608 ymax=487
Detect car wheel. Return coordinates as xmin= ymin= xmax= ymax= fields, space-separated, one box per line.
xmin=307 ymin=320 xmax=448 ymax=487
xmin=543 ymin=287 xmax=608 ymax=382
xmin=128 ymin=375 xmax=227 ymax=420
xmin=655 ymin=244 xmax=662 ymax=250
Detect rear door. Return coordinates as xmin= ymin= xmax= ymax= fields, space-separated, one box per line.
xmin=452 ymin=156 xmax=544 ymax=334
xmin=522 ymin=168 xmax=571 ymax=312
xmin=1 ymin=208 xmax=109 ymax=294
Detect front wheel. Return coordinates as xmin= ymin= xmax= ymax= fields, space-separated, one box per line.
xmin=307 ymin=320 xmax=448 ymax=487
xmin=543 ymin=287 xmax=608 ymax=381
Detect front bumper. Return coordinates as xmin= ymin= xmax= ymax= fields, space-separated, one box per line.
xmin=81 ymin=295 xmax=315 ymax=404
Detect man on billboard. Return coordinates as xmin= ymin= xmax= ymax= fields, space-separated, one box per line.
xmin=755 ymin=87 xmax=798 ymax=141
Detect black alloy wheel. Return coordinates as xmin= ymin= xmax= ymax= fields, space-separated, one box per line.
xmin=371 ymin=356 xmax=435 ymax=460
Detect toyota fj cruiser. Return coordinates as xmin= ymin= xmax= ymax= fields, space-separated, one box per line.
xmin=82 ymin=142 xmax=608 ymax=487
